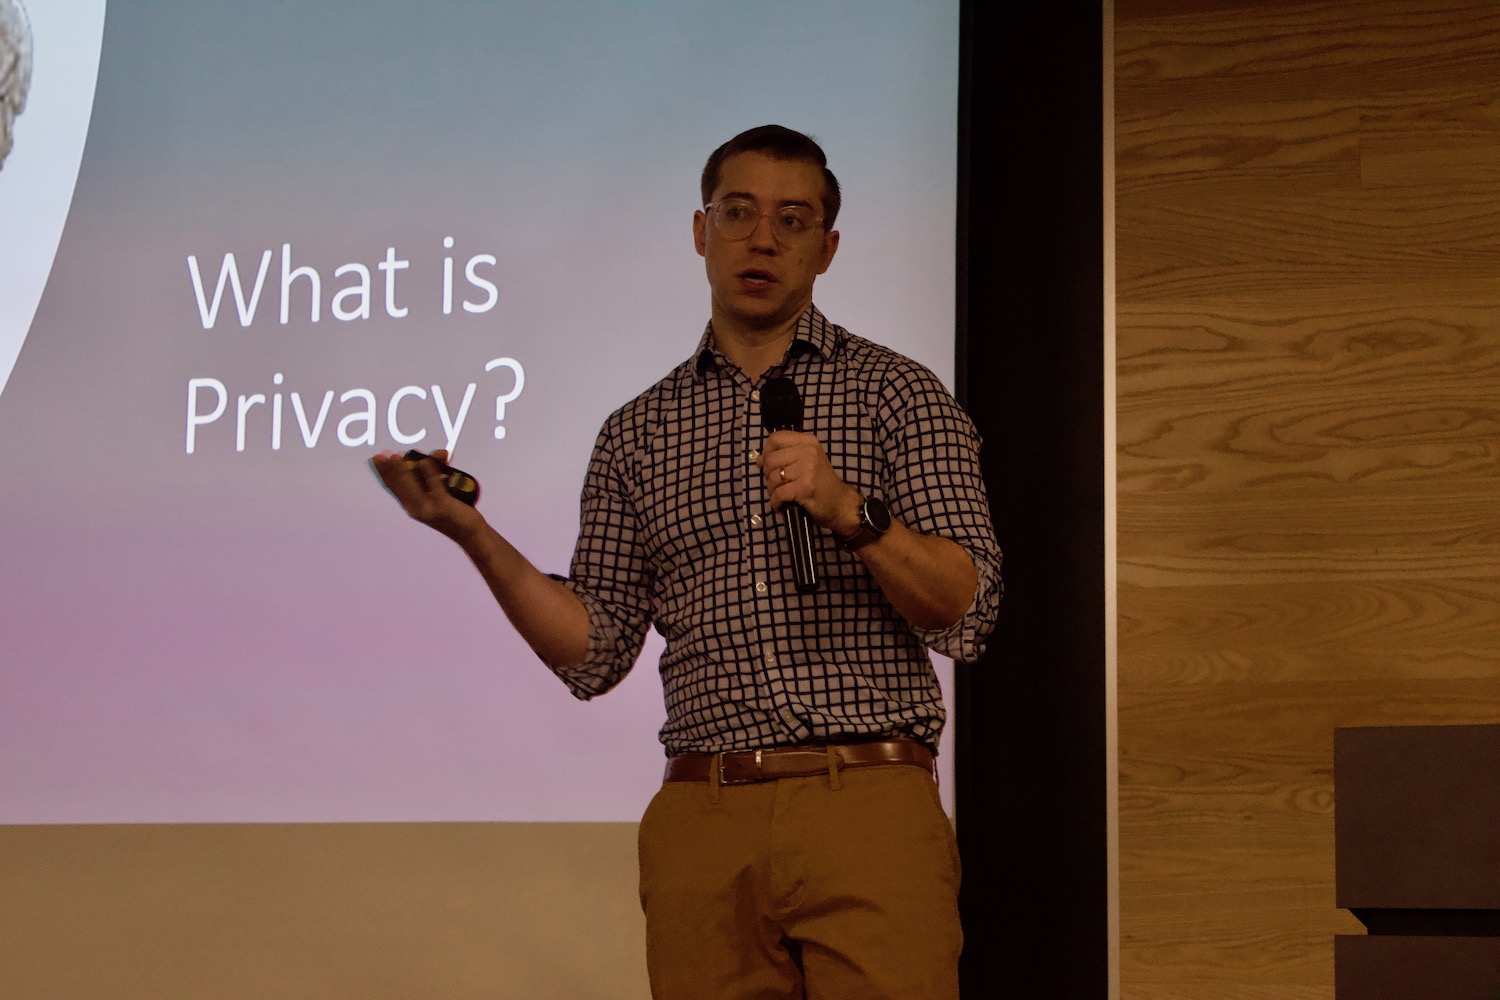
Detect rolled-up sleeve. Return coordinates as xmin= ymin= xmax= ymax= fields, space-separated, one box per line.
xmin=909 ymin=548 xmax=1002 ymax=663
xmin=548 ymin=422 xmax=655 ymax=700
xmin=878 ymin=363 xmax=1003 ymax=663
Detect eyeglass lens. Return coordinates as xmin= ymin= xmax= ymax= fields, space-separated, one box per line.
xmin=711 ymin=200 xmax=821 ymax=243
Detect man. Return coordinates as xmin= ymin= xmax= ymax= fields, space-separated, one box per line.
xmin=372 ymin=124 xmax=1001 ymax=999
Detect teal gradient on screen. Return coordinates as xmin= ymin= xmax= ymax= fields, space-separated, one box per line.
xmin=0 ymin=0 xmax=960 ymax=823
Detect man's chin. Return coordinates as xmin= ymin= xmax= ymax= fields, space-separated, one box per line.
xmin=727 ymin=306 xmax=801 ymax=335
xmin=725 ymin=290 xmax=808 ymax=323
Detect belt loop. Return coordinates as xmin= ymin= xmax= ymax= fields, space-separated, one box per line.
xmin=826 ymin=747 xmax=843 ymax=791
xmin=708 ymin=753 xmax=722 ymax=805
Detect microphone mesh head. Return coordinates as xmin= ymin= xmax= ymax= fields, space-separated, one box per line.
xmin=761 ymin=376 xmax=803 ymax=432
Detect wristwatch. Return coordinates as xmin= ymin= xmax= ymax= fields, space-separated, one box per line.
xmin=838 ymin=495 xmax=891 ymax=550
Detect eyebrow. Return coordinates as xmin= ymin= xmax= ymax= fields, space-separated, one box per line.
xmin=716 ymin=191 xmax=818 ymax=211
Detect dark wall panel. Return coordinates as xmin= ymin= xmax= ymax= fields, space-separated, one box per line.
xmin=957 ymin=4 xmax=1110 ymax=997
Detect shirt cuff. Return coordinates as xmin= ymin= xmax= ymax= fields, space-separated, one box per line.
xmin=909 ymin=552 xmax=1001 ymax=663
xmin=545 ymin=577 xmax=635 ymax=700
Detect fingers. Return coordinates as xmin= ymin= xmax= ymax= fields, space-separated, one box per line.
xmin=766 ymin=458 xmax=808 ymax=507
xmin=370 ymin=452 xmax=419 ymax=508
xmin=757 ymin=430 xmax=853 ymax=525
xmin=757 ymin=431 xmax=805 ymax=501
xmin=370 ymin=450 xmax=470 ymax=532
xmin=371 ymin=451 xmax=428 ymax=496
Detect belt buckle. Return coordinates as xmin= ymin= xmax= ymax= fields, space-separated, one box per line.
xmin=717 ymin=748 xmax=763 ymax=786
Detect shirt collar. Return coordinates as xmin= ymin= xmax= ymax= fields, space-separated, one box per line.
xmin=691 ymin=305 xmax=843 ymax=380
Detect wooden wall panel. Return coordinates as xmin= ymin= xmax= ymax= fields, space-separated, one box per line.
xmin=1115 ymin=1 xmax=1500 ymax=995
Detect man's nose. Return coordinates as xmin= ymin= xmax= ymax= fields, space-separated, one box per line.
xmin=746 ymin=213 xmax=779 ymax=250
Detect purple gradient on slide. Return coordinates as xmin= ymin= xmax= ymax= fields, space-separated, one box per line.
xmin=0 ymin=0 xmax=961 ymax=823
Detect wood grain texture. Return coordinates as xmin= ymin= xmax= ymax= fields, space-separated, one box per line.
xmin=1116 ymin=0 xmax=1500 ymax=994
xmin=1118 ymin=2 xmax=1500 ymax=116
xmin=1123 ymin=990 xmax=1331 ymax=1000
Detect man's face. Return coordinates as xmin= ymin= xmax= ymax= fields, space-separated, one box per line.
xmin=694 ymin=151 xmax=839 ymax=336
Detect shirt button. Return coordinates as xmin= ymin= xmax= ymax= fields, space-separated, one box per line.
xmin=749 ymin=448 xmax=760 ymax=462
xmin=750 ymin=389 xmax=761 ymax=402
xmin=750 ymin=514 xmax=763 ymax=528
xmin=754 ymin=580 xmax=767 ymax=595
xmin=764 ymin=650 xmax=777 ymax=668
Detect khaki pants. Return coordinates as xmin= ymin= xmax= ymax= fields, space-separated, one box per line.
xmin=637 ymin=761 xmax=962 ymax=1000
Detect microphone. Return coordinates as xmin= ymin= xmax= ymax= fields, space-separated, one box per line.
xmin=761 ymin=376 xmax=818 ymax=593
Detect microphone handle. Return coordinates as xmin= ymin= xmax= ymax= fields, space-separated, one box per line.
xmin=782 ymin=502 xmax=818 ymax=593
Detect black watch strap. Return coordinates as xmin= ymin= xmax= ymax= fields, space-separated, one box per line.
xmin=838 ymin=496 xmax=891 ymax=550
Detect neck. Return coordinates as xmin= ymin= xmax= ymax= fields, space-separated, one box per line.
xmin=709 ymin=309 xmax=806 ymax=381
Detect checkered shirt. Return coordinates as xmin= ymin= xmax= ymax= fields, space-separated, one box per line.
xmin=555 ymin=305 xmax=1002 ymax=755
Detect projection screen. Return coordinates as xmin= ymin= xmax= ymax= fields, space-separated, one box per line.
xmin=0 ymin=0 xmax=961 ymax=825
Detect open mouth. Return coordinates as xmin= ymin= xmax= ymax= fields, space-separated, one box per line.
xmin=739 ymin=268 xmax=776 ymax=286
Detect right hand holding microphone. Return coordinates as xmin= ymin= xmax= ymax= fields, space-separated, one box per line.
xmin=757 ymin=430 xmax=861 ymax=536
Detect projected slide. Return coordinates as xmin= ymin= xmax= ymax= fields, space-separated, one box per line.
xmin=0 ymin=0 xmax=960 ymax=823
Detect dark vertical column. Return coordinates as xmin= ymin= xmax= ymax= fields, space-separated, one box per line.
xmin=955 ymin=3 xmax=1109 ymax=997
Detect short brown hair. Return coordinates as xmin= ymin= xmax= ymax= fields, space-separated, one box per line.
xmin=700 ymin=124 xmax=841 ymax=230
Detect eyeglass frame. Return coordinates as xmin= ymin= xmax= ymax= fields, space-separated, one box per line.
xmin=702 ymin=197 xmax=829 ymax=247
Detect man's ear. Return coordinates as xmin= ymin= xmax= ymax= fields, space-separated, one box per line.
xmin=693 ymin=210 xmax=707 ymax=258
xmin=817 ymin=229 xmax=840 ymax=274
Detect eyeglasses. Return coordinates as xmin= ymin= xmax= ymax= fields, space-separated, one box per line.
xmin=705 ymin=198 xmax=826 ymax=246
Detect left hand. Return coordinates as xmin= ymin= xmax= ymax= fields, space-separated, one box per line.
xmin=758 ymin=429 xmax=862 ymax=534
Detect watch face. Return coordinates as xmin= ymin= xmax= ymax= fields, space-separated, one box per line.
xmin=865 ymin=497 xmax=892 ymax=533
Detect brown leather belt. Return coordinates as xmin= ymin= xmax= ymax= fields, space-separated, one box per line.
xmin=663 ymin=738 xmax=934 ymax=786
